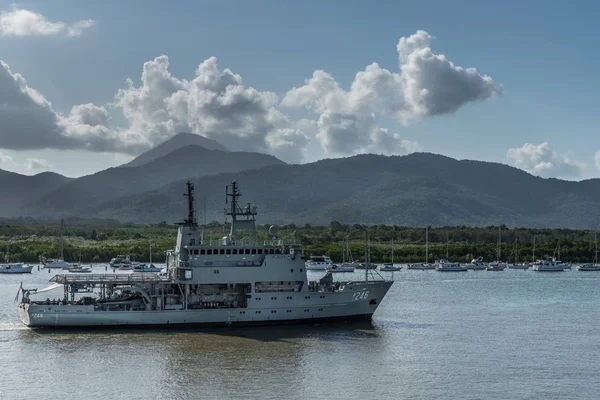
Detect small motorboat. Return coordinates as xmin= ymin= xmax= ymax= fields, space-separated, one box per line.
xmin=379 ymin=263 xmax=401 ymax=271
xmin=67 ymin=265 xmax=92 ymax=273
xmin=486 ymin=262 xmax=507 ymax=271
xmin=469 ymin=256 xmax=487 ymax=270
xmin=407 ymin=263 xmax=435 ymax=270
xmin=435 ymin=259 xmax=467 ymax=272
xmin=577 ymin=264 xmax=600 ymax=271
xmin=133 ymin=264 xmax=162 ymax=273
xmin=327 ymin=263 xmax=355 ymax=272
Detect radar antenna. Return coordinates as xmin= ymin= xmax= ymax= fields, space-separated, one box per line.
xmin=223 ymin=181 xmax=257 ymax=243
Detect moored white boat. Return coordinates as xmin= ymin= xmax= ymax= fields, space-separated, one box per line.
xmin=435 ymin=258 xmax=467 ymax=271
xmin=379 ymin=239 xmax=401 ymax=271
xmin=469 ymin=256 xmax=487 ymax=270
xmin=110 ymin=255 xmax=133 ymax=269
xmin=577 ymin=264 xmax=600 ymax=271
xmin=407 ymin=263 xmax=435 ymax=270
xmin=327 ymin=263 xmax=355 ymax=272
xmin=305 ymin=256 xmax=333 ymax=270
xmin=532 ymin=258 xmax=566 ymax=272
xmin=40 ymin=220 xmax=69 ymax=269
xmin=486 ymin=228 xmax=507 ymax=271
xmin=486 ymin=261 xmax=507 ymax=271
xmin=1 ymin=242 xmax=33 ymax=274
xmin=577 ymin=233 xmax=600 ymax=271
xmin=408 ymin=227 xmax=434 ymax=270
xmin=43 ymin=259 xmax=72 ymax=269
xmin=0 ymin=263 xmax=33 ymax=274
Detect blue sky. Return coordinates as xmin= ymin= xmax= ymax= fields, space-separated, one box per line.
xmin=0 ymin=0 xmax=598 ymax=179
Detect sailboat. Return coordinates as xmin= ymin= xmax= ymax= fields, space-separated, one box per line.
xmin=435 ymin=233 xmax=466 ymax=271
xmin=0 ymin=242 xmax=33 ymax=274
xmin=133 ymin=240 xmax=162 ymax=272
xmin=41 ymin=220 xmax=71 ymax=269
xmin=380 ymin=238 xmax=401 ymax=271
xmin=508 ymin=237 xmax=529 ymax=269
xmin=486 ymin=227 xmax=507 ymax=271
xmin=408 ymin=227 xmax=435 ymax=270
xmin=577 ymin=232 xmax=600 ymax=271
xmin=328 ymin=238 xmax=355 ymax=272
xmin=356 ymin=231 xmax=377 ymax=270
xmin=65 ymin=248 xmax=92 ymax=273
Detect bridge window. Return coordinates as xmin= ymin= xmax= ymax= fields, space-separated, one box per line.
xmin=219 ymin=249 xmax=225 ymax=255
xmin=213 ymin=270 xmax=220 ymax=274
xmin=251 ymin=249 xmax=256 ymax=255
xmin=232 ymin=249 xmax=238 ymax=255
xmin=206 ymin=249 xmax=212 ymax=255
xmin=258 ymin=249 xmax=263 ymax=255
xmin=200 ymin=249 xmax=206 ymax=255
xmin=226 ymin=249 xmax=231 ymax=255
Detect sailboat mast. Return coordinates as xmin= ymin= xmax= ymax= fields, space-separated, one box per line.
xmin=595 ymin=232 xmax=598 ymax=264
xmin=364 ymin=230 xmax=368 ymax=282
xmin=532 ymin=237 xmax=536 ymax=262
xmin=149 ymin=240 xmax=153 ymax=264
xmin=425 ymin=227 xmax=429 ymax=264
xmin=60 ymin=219 xmax=64 ymax=259
xmin=497 ymin=227 xmax=501 ymax=262
xmin=446 ymin=232 xmax=449 ymax=259
xmin=391 ymin=238 xmax=394 ymax=265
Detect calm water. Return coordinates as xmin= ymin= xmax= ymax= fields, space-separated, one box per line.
xmin=1 ymin=265 xmax=599 ymax=399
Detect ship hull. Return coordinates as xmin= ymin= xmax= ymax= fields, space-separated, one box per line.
xmin=19 ymin=281 xmax=393 ymax=328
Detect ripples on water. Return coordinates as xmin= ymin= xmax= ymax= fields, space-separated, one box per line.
xmin=1 ymin=265 xmax=599 ymax=399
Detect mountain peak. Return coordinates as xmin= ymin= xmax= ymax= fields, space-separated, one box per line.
xmin=123 ymin=132 xmax=228 ymax=168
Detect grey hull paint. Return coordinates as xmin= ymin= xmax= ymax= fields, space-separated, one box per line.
xmin=20 ymin=281 xmax=392 ymax=328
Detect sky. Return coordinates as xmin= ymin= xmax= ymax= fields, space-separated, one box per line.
xmin=0 ymin=0 xmax=599 ymax=179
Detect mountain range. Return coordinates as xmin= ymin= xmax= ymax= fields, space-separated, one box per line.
xmin=3 ymin=133 xmax=600 ymax=228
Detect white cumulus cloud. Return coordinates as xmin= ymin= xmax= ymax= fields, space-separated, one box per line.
xmin=0 ymin=30 xmax=501 ymax=164
xmin=0 ymin=7 xmax=94 ymax=37
xmin=24 ymin=158 xmax=52 ymax=172
xmin=282 ymin=30 xmax=500 ymax=156
xmin=506 ymin=142 xmax=584 ymax=179
xmin=113 ymin=55 xmax=308 ymax=162
xmin=0 ymin=150 xmax=13 ymax=165
xmin=594 ymin=151 xmax=600 ymax=171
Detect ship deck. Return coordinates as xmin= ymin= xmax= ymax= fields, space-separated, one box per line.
xmin=50 ymin=273 xmax=170 ymax=285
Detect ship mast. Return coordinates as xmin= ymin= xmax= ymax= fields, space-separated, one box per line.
xmin=224 ymin=181 xmax=257 ymax=244
xmin=183 ymin=181 xmax=198 ymax=227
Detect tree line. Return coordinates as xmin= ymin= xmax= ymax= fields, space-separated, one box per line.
xmin=0 ymin=219 xmax=598 ymax=263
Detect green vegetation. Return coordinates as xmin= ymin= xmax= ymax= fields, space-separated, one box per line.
xmin=0 ymin=219 xmax=599 ymax=264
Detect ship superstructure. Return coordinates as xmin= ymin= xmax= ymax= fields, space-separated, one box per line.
xmin=17 ymin=181 xmax=393 ymax=328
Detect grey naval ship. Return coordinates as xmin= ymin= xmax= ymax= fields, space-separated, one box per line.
xmin=17 ymin=181 xmax=393 ymax=328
